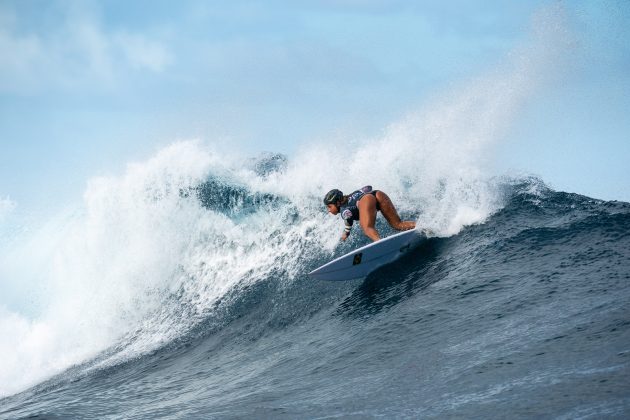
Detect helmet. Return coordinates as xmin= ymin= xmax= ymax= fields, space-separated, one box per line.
xmin=323 ymin=189 xmax=343 ymax=205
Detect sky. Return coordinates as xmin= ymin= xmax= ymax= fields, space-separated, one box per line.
xmin=0 ymin=0 xmax=629 ymax=214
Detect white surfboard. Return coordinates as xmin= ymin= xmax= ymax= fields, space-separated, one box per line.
xmin=309 ymin=229 xmax=426 ymax=281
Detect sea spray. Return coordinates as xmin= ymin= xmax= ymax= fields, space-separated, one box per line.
xmin=0 ymin=142 xmax=210 ymax=397
xmin=0 ymin=141 xmax=336 ymax=397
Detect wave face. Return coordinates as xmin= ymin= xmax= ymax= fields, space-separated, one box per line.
xmin=1 ymin=140 xmax=629 ymax=418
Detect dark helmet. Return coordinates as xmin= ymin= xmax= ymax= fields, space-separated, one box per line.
xmin=323 ymin=189 xmax=343 ymax=205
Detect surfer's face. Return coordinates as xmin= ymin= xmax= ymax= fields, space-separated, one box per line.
xmin=327 ymin=203 xmax=339 ymax=215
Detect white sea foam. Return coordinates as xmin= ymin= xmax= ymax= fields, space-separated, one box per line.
xmin=0 ymin=142 xmax=212 ymax=397
xmin=0 ymin=140 xmax=339 ymax=397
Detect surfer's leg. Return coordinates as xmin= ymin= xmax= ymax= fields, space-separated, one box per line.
xmin=375 ymin=191 xmax=416 ymax=231
xmin=357 ymin=194 xmax=381 ymax=241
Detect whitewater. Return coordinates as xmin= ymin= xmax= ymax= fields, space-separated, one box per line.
xmin=1 ymin=8 xmax=629 ymax=419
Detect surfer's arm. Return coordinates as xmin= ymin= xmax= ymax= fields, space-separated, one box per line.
xmin=341 ymin=219 xmax=353 ymax=241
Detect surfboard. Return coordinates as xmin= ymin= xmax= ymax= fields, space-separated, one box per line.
xmin=309 ymin=229 xmax=426 ymax=281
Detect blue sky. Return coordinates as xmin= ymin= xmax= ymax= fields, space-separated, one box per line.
xmin=1 ymin=0 xmax=629 ymax=212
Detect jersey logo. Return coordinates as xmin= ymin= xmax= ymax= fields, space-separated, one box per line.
xmin=342 ymin=209 xmax=353 ymax=220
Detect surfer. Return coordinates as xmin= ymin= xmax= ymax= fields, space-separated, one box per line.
xmin=323 ymin=186 xmax=416 ymax=242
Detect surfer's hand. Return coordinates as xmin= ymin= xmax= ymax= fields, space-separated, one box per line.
xmin=341 ymin=232 xmax=348 ymax=241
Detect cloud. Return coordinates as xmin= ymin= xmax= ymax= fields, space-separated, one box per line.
xmin=115 ymin=32 xmax=172 ymax=73
xmin=0 ymin=196 xmax=17 ymax=222
xmin=0 ymin=4 xmax=172 ymax=94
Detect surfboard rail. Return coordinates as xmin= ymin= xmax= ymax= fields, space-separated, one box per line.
xmin=309 ymin=229 xmax=426 ymax=281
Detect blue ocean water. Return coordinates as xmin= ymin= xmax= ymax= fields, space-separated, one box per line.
xmin=1 ymin=148 xmax=629 ymax=419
